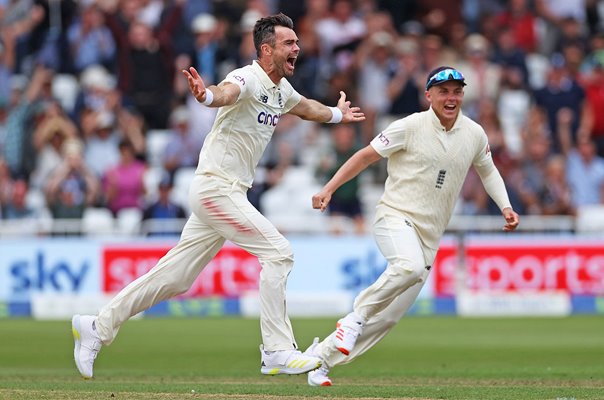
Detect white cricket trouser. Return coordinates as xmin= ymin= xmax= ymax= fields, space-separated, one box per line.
xmin=319 ymin=205 xmax=437 ymax=368
xmin=96 ymin=174 xmax=297 ymax=351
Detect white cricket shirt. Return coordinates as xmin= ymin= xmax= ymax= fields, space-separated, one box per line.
xmin=196 ymin=61 xmax=302 ymax=187
xmin=370 ymin=107 xmax=511 ymax=250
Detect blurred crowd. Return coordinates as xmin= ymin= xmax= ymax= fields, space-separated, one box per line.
xmin=0 ymin=0 xmax=604 ymax=234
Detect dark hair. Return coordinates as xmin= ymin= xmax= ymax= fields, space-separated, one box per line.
xmin=253 ymin=13 xmax=294 ymax=57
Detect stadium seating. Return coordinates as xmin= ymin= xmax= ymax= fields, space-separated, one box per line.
xmin=260 ymin=166 xmax=329 ymax=233
xmin=171 ymin=167 xmax=196 ymax=212
xmin=81 ymin=207 xmax=115 ymax=236
xmin=116 ymin=207 xmax=143 ymax=236
xmin=575 ymin=205 xmax=604 ymax=233
xmin=146 ymin=129 xmax=171 ymax=168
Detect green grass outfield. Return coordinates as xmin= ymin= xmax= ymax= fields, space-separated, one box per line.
xmin=1 ymin=316 xmax=603 ymax=399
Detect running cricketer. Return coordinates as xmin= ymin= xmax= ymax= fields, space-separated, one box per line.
xmin=71 ymin=13 xmax=365 ymax=379
xmin=305 ymin=66 xmax=520 ymax=386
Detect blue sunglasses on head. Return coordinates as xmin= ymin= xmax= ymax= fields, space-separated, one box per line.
xmin=425 ymin=68 xmax=466 ymax=90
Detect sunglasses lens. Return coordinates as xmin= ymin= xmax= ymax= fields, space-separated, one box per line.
xmin=426 ymin=69 xmax=465 ymax=89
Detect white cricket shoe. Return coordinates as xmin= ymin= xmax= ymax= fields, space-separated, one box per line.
xmin=259 ymin=345 xmax=321 ymax=375
xmin=72 ymin=314 xmax=102 ymax=379
xmin=304 ymin=338 xmax=332 ymax=386
xmin=333 ymin=312 xmax=364 ymax=356
xmin=303 ymin=337 xmax=321 ymax=358
xmin=308 ymin=365 xmax=332 ymax=386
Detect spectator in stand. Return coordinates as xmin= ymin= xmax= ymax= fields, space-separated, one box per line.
xmin=137 ymin=0 xmax=167 ymax=29
xmin=314 ymin=0 xmax=366 ymax=71
xmin=161 ymin=105 xmax=202 ymax=178
xmin=177 ymin=0 xmax=213 ymax=46
xmin=554 ymin=16 xmax=588 ymax=54
xmin=75 ymin=65 xmax=145 ymax=157
xmin=561 ymin=42 xmax=587 ymax=79
xmin=45 ymin=138 xmax=99 ymax=219
xmin=0 ymin=157 xmax=12 ymax=211
xmin=388 ymin=37 xmax=423 ymax=118
xmin=517 ymin=133 xmax=552 ymax=215
xmin=296 ymin=0 xmax=331 ymax=89
xmin=316 ymin=124 xmax=365 ymax=234
xmin=0 ymin=27 xmax=17 ymax=106
xmin=285 ymin=11 xmax=322 ymax=100
xmin=122 ymin=19 xmax=175 ymax=129
xmin=494 ymin=0 xmax=538 ymax=54
xmin=236 ymin=10 xmax=263 ymax=68
xmin=297 ymin=0 xmax=330 ymax=37
xmin=30 ymin=100 xmax=78 ymax=190
xmin=535 ymin=0 xmax=587 ymax=54
xmin=492 ymin=26 xmax=529 ymax=86
xmin=0 ymin=0 xmax=46 ymax=74
xmin=566 ymin=136 xmax=604 ymax=207
xmin=73 ymin=64 xmax=117 ymax=120
xmin=353 ymin=31 xmax=396 ymax=144
xmin=103 ymin=139 xmax=146 ymax=216
xmin=83 ymin=111 xmax=120 ymax=179
xmin=3 ymin=65 xmax=55 ymax=178
xmin=142 ymin=173 xmax=187 ymax=236
xmin=415 ymin=0 xmax=464 ymax=40
xmin=532 ymin=53 xmax=587 ymax=153
xmin=454 ymin=34 xmax=501 ymax=119
xmin=186 ymin=13 xmax=230 ymax=85
xmin=460 ymin=100 xmax=524 ymax=216
xmin=497 ymin=65 xmax=531 ymax=158
xmin=540 ymin=154 xmax=573 ymax=215
xmin=67 ymin=1 xmax=116 ymax=74
xmin=586 ymin=1 xmax=604 ymax=35
xmin=101 ymin=0 xmax=183 ymax=129
xmin=581 ymin=32 xmax=604 ymax=75
xmin=1 ymin=176 xmax=33 ymax=219
xmin=187 ymin=13 xmax=217 ymax=82
xmin=27 ymin=0 xmax=79 ymax=73
xmin=417 ymin=35 xmax=457 ymax=106
xmin=581 ymin=50 xmax=604 ymax=157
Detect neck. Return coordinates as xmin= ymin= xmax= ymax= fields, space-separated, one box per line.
xmin=257 ymin=58 xmax=281 ymax=84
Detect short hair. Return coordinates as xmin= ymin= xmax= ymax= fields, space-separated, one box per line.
xmin=253 ymin=13 xmax=294 ymax=57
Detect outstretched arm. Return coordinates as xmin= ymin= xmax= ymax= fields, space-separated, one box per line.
xmin=312 ymin=145 xmax=381 ymax=211
xmin=182 ymin=66 xmax=241 ymax=107
xmin=289 ymin=91 xmax=365 ymax=123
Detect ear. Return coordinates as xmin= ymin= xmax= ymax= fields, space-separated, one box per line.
xmin=260 ymin=43 xmax=272 ymax=57
xmin=424 ymin=90 xmax=431 ymax=103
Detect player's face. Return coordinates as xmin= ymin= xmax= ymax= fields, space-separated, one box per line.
xmin=271 ymin=26 xmax=300 ymax=78
xmin=425 ymin=81 xmax=464 ymax=130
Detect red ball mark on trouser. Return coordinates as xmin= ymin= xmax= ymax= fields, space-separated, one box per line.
xmin=202 ymin=198 xmax=255 ymax=234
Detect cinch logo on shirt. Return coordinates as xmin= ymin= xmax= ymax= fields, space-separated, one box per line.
xmin=232 ymin=75 xmax=245 ymax=85
xmin=377 ymin=132 xmax=390 ymax=146
xmin=257 ymin=111 xmax=281 ymax=126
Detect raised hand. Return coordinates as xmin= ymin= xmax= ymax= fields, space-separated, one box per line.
xmin=181 ymin=67 xmax=208 ymax=103
xmin=336 ymin=91 xmax=365 ymax=123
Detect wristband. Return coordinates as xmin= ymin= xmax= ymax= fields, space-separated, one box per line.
xmin=201 ymin=89 xmax=214 ymax=106
xmin=327 ymin=106 xmax=343 ymax=123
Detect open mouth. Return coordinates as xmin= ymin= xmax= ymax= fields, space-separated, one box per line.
xmin=286 ymin=57 xmax=297 ymax=69
xmin=444 ymin=104 xmax=456 ymax=111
